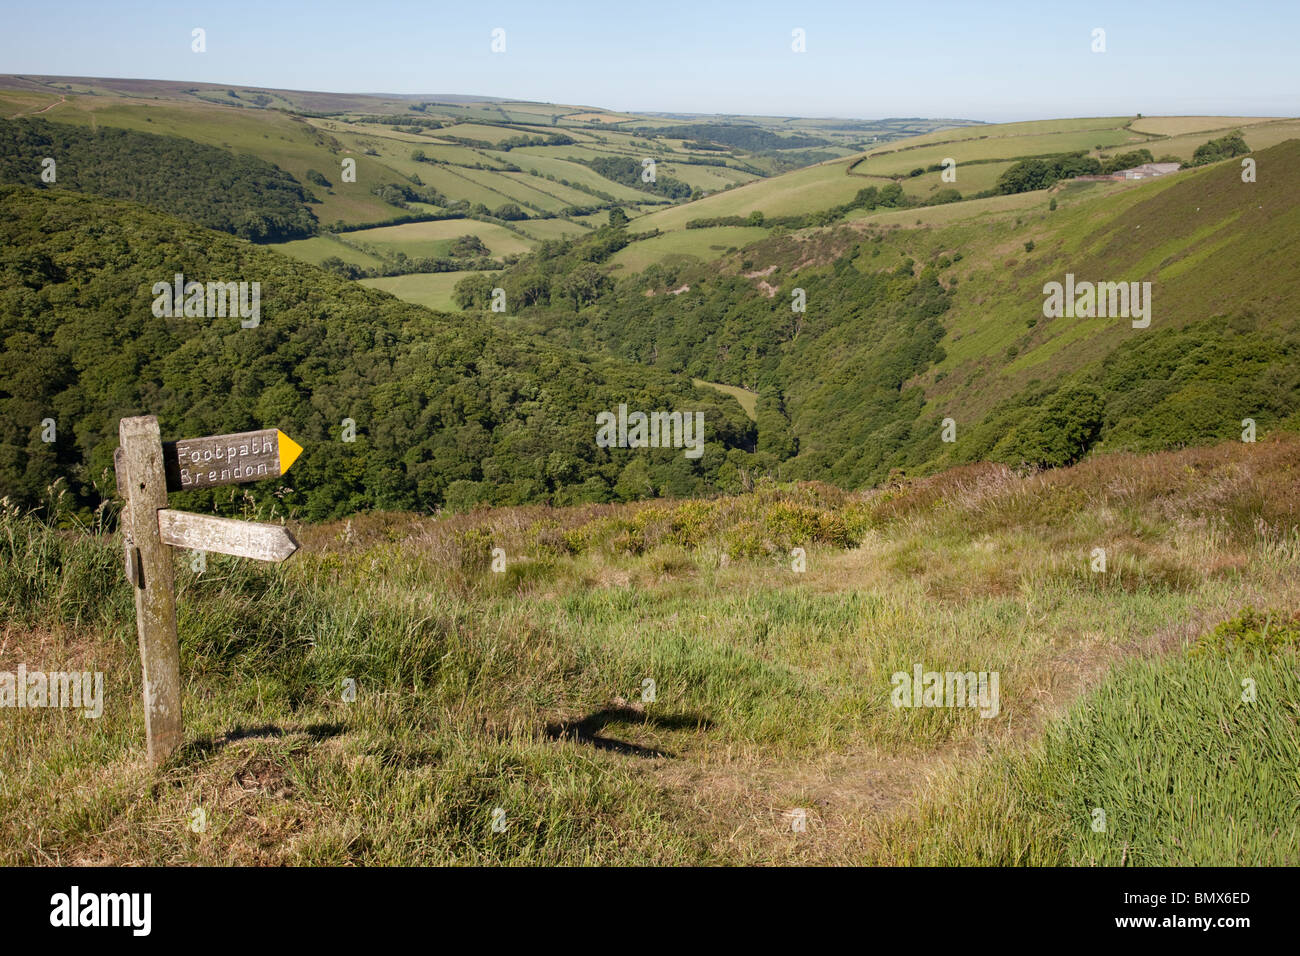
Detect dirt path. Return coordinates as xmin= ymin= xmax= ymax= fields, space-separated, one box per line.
xmin=26 ymin=95 xmax=67 ymax=116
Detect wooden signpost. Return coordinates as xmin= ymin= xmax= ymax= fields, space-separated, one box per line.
xmin=115 ymin=416 xmax=303 ymax=767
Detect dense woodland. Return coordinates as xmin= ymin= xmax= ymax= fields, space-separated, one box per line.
xmin=0 ymin=118 xmax=318 ymax=241
xmin=0 ymin=186 xmax=755 ymax=521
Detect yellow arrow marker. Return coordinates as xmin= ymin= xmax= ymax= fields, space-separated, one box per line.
xmin=278 ymin=430 xmax=304 ymax=473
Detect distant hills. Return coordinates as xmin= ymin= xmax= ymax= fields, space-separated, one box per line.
xmin=2 ymin=75 xmax=1297 ymax=518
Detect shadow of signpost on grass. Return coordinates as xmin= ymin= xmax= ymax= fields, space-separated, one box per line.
xmin=544 ymin=704 xmax=712 ymax=758
xmin=183 ymin=722 xmax=347 ymax=758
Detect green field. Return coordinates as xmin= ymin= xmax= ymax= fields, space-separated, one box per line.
xmin=610 ymin=226 xmax=771 ymax=272
xmin=658 ymin=162 xmax=760 ymax=191
xmin=512 ymin=217 xmax=591 ymax=241
xmin=693 ymin=379 xmax=759 ymax=420
xmin=852 ymin=128 xmax=1144 ymax=177
xmin=344 ymin=219 xmax=535 ymax=258
xmin=359 ymin=271 xmax=474 ymax=311
xmin=1129 ymin=115 xmax=1282 ymax=136
xmin=487 ymin=151 xmax=653 ymax=202
xmin=885 ymin=160 xmax=1017 ymax=199
xmin=636 ymin=160 xmax=864 ymax=231
xmin=0 ymin=92 xmax=412 ymax=226
xmin=269 ymin=234 xmax=388 ymax=269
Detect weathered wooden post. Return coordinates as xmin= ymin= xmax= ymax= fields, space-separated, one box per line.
xmin=117 ymin=416 xmax=183 ymax=766
xmin=114 ymin=416 xmax=303 ymax=767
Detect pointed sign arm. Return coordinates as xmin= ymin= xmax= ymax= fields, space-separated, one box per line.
xmin=157 ymin=510 xmax=299 ymax=562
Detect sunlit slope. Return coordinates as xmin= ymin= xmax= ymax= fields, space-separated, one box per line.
xmin=0 ymin=90 xmax=410 ymax=225
xmin=541 ymin=140 xmax=1300 ymax=487
xmin=633 ymin=116 xmax=1296 ymax=242
xmin=636 ymin=158 xmax=866 ymax=230
xmin=914 ymin=138 xmax=1300 ymax=432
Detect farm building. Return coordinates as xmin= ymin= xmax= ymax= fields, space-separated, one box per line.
xmin=1120 ymin=162 xmax=1182 ymax=180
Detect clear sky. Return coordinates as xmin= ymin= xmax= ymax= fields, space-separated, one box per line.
xmin=2 ymin=0 xmax=1297 ymax=122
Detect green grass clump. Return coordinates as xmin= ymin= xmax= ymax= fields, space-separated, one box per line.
xmin=1191 ymin=606 xmax=1300 ymax=657
xmin=882 ymin=613 xmax=1300 ymax=865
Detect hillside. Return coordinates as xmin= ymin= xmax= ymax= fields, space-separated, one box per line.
xmin=0 ymin=185 xmax=757 ymax=519
xmin=0 ymin=117 xmax=317 ymax=240
xmin=0 ymin=78 xmax=986 ymax=317
xmin=623 ymin=114 xmax=1299 ymax=252
xmin=489 ymin=139 xmax=1300 ymax=489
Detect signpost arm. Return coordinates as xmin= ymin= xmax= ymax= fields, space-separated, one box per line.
xmin=118 ymin=415 xmax=183 ymax=767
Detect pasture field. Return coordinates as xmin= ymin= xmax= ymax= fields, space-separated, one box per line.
xmin=486 ymin=152 xmax=654 ymax=202
xmin=1149 ymin=117 xmax=1300 ymax=160
xmin=512 ymin=217 xmax=591 ymax=241
xmin=657 ymin=162 xmax=761 ymax=191
xmin=497 ymin=170 xmax=602 ymax=209
xmin=572 ymin=211 xmax=618 ymax=228
xmin=0 ymin=90 xmax=66 ymax=116
xmin=343 ymin=219 xmax=535 ymax=258
xmin=858 ymin=117 xmax=1134 ymax=156
xmin=434 ymin=122 xmax=556 ymax=144
xmin=358 ymin=271 xmax=473 ymax=311
xmin=1129 ymin=115 xmax=1281 ymax=136
xmin=635 ymin=160 xmax=864 ymax=231
xmin=852 ymin=128 xmax=1144 ymax=177
xmin=409 ymin=164 xmax=524 ymax=208
xmin=510 ymin=143 xmax=646 ymax=164
xmin=609 ymin=226 xmax=771 ymax=272
xmin=693 ymin=379 xmax=759 ymax=420
xmin=268 ymin=234 xmax=388 ymax=269
xmin=889 ymin=160 xmax=1017 ymax=199
xmin=3 ymin=437 xmax=1296 ymax=865
xmin=449 ymin=167 xmax=572 ymax=212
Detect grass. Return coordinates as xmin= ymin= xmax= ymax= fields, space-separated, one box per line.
xmin=268 ymin=234 xmax=387 ymax=269
xmin=3 ymin=435 xmax=1299 ymax=864
xmin=609 ymin=226 xmax=771 ymax=272
xmin=879 ymin=616 xmax=1300 ymax=864
xmin=1129 ymin=116 xmax=1281 ymax=136
xmin=358 ymin=272 xmax=475 ymax=312
xmin=342 ymin=219 xmax=534 ymax=258
xmin=636 ymin=160 xmax=864 ymax=231
xmin=0 ymin=92 xmax=412 ymax=226
xmin=693 ymin=379 xmax=759 ymax=420
xmin=890 ymin=160 xmax=1016 ymax=199
xmin=852 ymin=128 xmax=1143 ymax=177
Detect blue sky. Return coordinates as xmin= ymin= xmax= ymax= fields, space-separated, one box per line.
xmin=2 ymin=0 xmax=1297 ymax=121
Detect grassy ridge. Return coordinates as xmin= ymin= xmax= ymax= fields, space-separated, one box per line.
xmin=0 ymin=117 xmax=317 ymax=240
